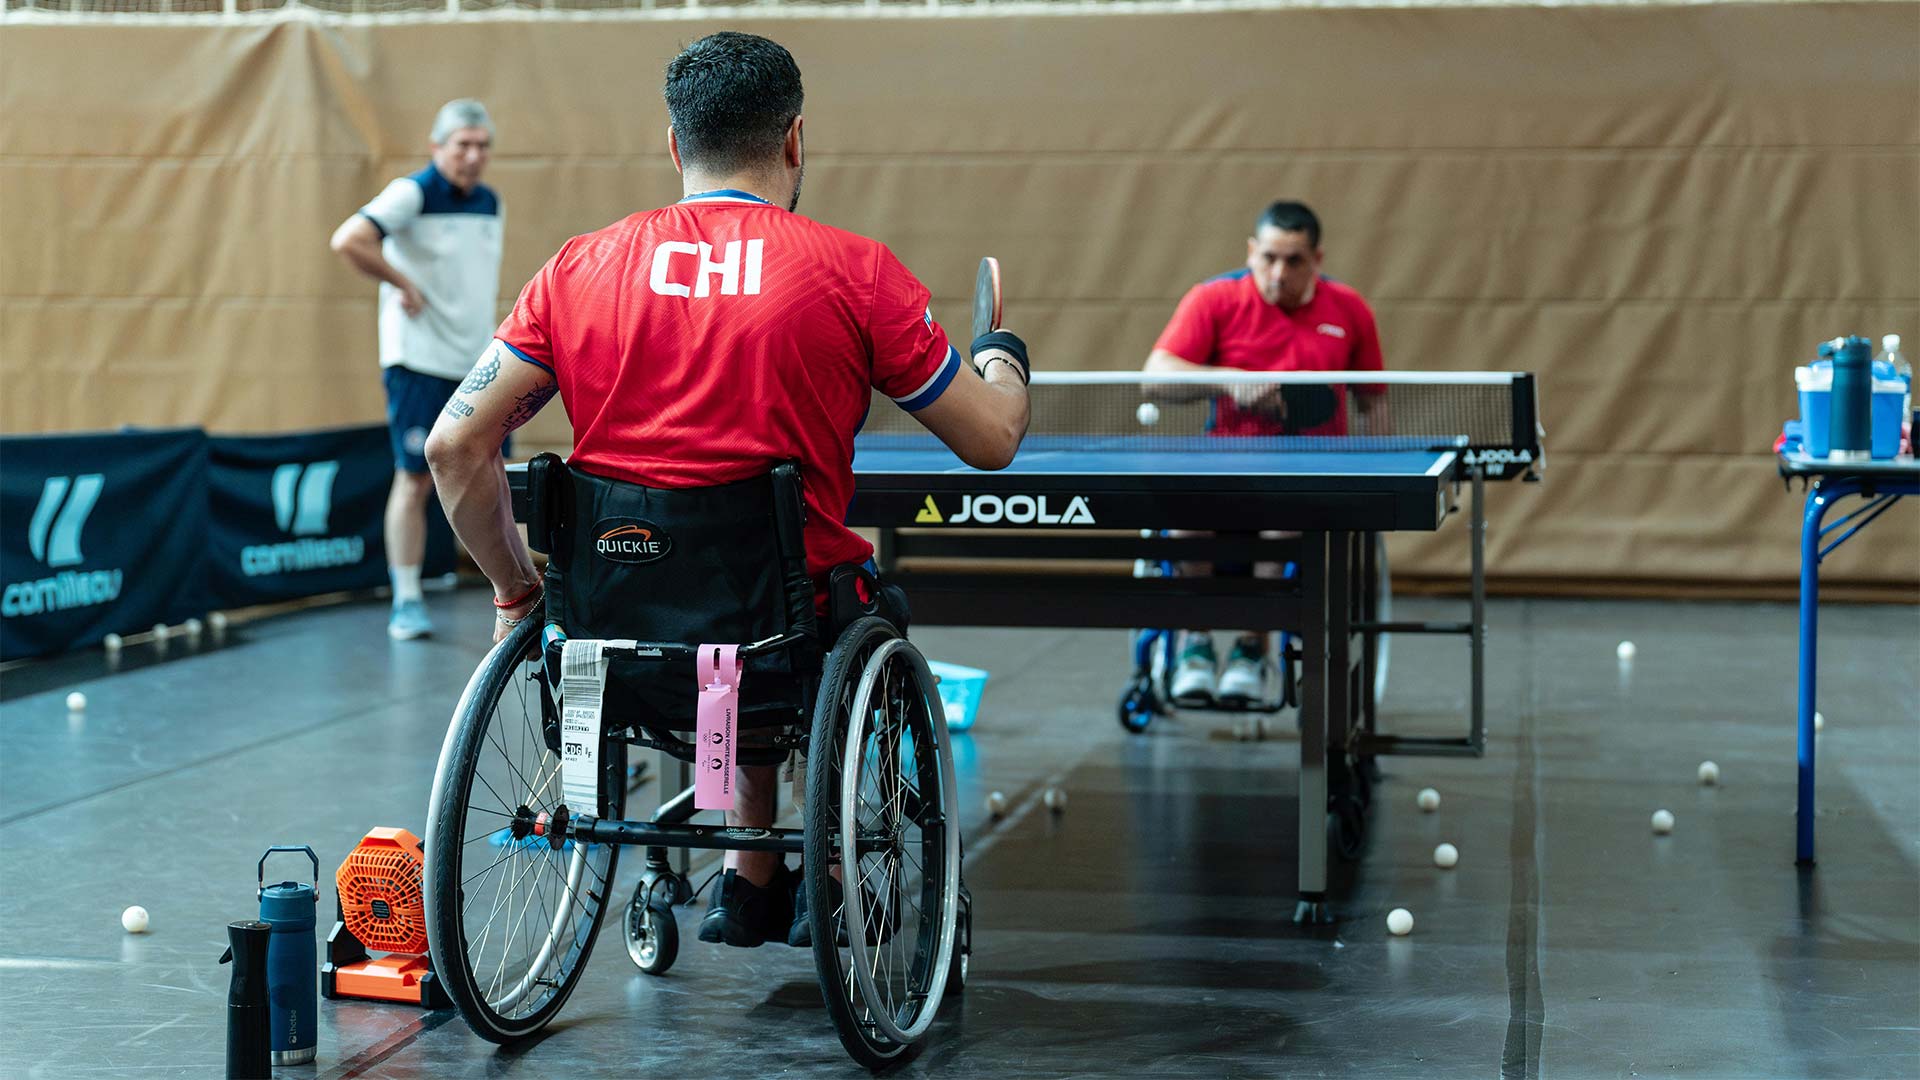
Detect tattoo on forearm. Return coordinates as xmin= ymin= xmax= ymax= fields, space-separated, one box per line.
xmin=442 ymin=397 xmax=476 ymax=420
xmin=503 ymin=384 xmax=558 ymax=432
xmin=460 ymin=355 xmax=501 ymax=394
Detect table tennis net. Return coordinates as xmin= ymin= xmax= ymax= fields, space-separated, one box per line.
xmin=862 ymin=371 xmax=1540 ymax=457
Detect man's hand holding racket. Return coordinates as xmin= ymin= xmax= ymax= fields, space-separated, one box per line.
xmin=968 ymin=256 xmax=1029 ymax=385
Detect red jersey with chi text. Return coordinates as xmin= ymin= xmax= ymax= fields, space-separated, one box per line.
xmin=1153 ymin=270 xmax=1384 ymax=436
xmin=494 ymin=190 xmax=963 ymax=579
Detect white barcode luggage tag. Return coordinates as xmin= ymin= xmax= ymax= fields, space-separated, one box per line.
xmin=559 ymin=639 xmax=610 ymax=816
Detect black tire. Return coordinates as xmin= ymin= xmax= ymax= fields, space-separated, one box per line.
xmin=805 ymin=617 xmax=959 ymax=1069
xmin=624 ymin=881 xmax=679 ymax=976
xmin=1328 ymin=794 xmax=1366 ymax=863
xmin=944 ymin=878 xmax=972 ymax=999
xmin=425 ymin=614 xmax=627 ymax=1042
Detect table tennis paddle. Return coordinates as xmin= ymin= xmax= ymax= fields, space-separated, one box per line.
xmin=971 ymin=256 xmax=1002 ymax=341
xmin=1279 ymin=384 xmax=1341 ymax=432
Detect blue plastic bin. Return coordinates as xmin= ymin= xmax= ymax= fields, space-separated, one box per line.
xmin=1795 ymin=359 xmax=1907 ymax=459
xmin=927 ymin=660 xmax=990 ymax=731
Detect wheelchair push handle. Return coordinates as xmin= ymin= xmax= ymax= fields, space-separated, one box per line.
xmin=257 ymin=846 xmax=320 ymax=897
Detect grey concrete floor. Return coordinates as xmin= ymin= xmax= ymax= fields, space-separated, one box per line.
xmin=0 ymin=591 xmax=1915 ymax=1078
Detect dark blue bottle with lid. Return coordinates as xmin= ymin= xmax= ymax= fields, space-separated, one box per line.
xmin=258 ymin=847 xmax=320 ymax=1066
xmin=1827 ymin=336 xmax=1874 ymax=461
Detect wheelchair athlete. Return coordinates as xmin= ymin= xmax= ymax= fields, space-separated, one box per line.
xmin=425 ymin=32 xmax=1030 ymax=951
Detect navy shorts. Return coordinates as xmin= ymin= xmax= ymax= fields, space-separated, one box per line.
xmin=383 ymin=366 xmax=511 ymax=473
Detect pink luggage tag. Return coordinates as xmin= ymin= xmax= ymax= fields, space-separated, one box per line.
xmin=695 ymin=644 xmax=742 ymax=811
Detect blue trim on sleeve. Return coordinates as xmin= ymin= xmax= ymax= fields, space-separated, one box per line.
xmin=896 ymin=346 xmax=962 ymax=413
xmin=499 ymin=340 xmax=554 ymax=376
xmin=357 ymin=210 xmax=389 ymax=239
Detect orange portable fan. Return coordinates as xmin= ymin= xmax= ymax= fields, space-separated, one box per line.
xmin=320 ymin=827 xmax=449 ymax=1008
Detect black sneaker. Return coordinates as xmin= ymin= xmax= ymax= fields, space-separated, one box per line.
xmin=697 ymin=867 xmax=793 ymax=948
xmin=788 ymin=869 xmax=899 ymax=948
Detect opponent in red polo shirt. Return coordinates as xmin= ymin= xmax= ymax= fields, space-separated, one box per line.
xmin=423 ymin=32 xmax=1030 ymax=951
xmin=1145 ymin=200 xmax=1386 ymax=707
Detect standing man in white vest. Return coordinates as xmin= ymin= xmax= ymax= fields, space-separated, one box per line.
xmin=330 ymin=99 xmax=505 ymax=640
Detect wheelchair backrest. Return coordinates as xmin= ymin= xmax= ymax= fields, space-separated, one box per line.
xmin=528 ymin=455 xmax=815 ymax=651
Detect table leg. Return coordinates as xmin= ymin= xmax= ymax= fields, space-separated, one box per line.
xmin=1294 ymin=531 xmax=1331 ymax=924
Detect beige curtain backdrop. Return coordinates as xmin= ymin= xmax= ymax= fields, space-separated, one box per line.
xmin=2 ymin=5 xmax=1916 ymax=594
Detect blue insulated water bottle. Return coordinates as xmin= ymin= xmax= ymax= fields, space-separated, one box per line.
xmin=257 ymin=846 xmax=320 ymax=1066
xmin=1828 ymin=335 xmax=1874 ymax=461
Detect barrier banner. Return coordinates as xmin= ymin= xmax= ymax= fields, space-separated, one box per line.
xmin=206 ymin=424 xmax=455 ymax=607
xmin=0 ymin=429 xmax=210 ymax=660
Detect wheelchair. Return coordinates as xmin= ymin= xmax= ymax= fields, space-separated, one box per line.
xmin=1116 ymin=533 xmax=1393 ymax=735
xmin=423 ymin=454 xmax=971 ymax=1069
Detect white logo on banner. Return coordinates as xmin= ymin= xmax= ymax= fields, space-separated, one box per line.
xmin=242 ymin=460 xmax=366 ymax=577
xmin=3 ymin=474 xmax=124 ymax=618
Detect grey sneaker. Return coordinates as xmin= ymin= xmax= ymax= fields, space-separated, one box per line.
xmin=1169 ymin=638 xmax=1218 ymax=707
xmin=388 ymin=599 xmax=433 ymax=640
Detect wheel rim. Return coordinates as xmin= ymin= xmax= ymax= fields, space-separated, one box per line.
xmin=1373 ymin=535 xmax=1392 ymax=706
xmin=837 ymin=639 xmax=959 ymax=1045
xmin=434 ymin=627 xmax=619 ymax=1025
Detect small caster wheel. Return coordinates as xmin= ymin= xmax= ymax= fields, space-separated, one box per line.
xmin=625 ymin=881 xmax=680 ymax=975
xmin=1328 ymin=794 xmax=1366 ymax=862
xmin=1117 ymin=679 xmax=1154 ymax=733
xmin=945 ymin=881 xmax=972 ymax=998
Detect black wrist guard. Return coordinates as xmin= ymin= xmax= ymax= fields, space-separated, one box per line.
xmin=969 ymin=330 xmax=1030 ymax=384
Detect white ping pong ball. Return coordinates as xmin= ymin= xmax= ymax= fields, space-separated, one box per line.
xmin=1417 ymin=788 xmax=1440 ymax=812
xmin=1814 ymin=711 xmax=1825 ymax=732
xmin=1136 ymin=402 xmax=1161 ymax=427
xmin=1651 ymin=809 xmax=1675 ymax=834
xmin=122 ymin=905 xmax=149 ymax=933
xmin=66 ymin=692 xmax=87 ymax=712
xmin=1433 ymin=843 xmax=1459 ymax=869
xmin=1697 ymin=761 xmax=1719 ymax=786
xmin=1386 ymin=908 xmax=1414 ymax=936
xmin=1616 ymin=641 xmax=1636 ymax=660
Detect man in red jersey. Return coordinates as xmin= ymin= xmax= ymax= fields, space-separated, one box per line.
xmin=1144 ymin=201 xmax=1385 ymax=707
xmin=425 ymin=32 xmax=1030 ymax=949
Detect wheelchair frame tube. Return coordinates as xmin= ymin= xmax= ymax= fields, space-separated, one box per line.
xmin=574 ymin=817 xmax=889 ymax=857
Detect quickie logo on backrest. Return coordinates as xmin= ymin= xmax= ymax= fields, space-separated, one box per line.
xmin=241 ymin=461 xmax=367 ymax=577
xmin=594 ymin=519 xmax=672 ymax=564
xmin=3 ymin=474 xmax=124 ymax=618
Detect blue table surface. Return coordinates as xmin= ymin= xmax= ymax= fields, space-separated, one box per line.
xmin=853 ymin=433 xmax=1457 ymax=477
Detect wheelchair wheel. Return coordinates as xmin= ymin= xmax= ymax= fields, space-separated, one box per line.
xmin=805 ymin=617 xmax=961 ymax=1069
xmin=1117 ymin=677 xmax=1154 ymax=733
xmin=624 ymin=880 xmax=679 ymax=976
xmin=1373 ymin=534 xmax=1392 ymax=707
xmin=424 ymin=614 xmax=628 ymax=1043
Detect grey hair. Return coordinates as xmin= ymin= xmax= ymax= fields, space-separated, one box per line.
xmin=431 ymin=99 xmax=494 ymax=144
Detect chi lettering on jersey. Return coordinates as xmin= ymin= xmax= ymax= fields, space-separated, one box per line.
xmin=649 ymin=239 xmax=766 ymax=298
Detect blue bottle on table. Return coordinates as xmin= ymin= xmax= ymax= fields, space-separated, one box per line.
xmin=257 ymin=846 xmax=320 ymax=1066
xmin=1828 ymin=336 xmax=1874 ymax=461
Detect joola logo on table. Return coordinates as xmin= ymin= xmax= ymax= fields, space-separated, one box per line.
xmin=594 ymin=519 xmax=673 ymax=563
xmin=3 ymin=474 xmax=124 ymax=618
xmin=649 ymin=240 xmax=765 ymax=298
xmin=242 ymin=461 xmax=365 ymax=577
xmin=916 ymin=494 xmax=1096 ymax=526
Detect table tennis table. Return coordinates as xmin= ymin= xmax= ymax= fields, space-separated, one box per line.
xmin=848 ymin=382 xmax=1542 ymax=922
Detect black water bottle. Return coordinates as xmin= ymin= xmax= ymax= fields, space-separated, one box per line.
xmin=219 ymin=920 xmax=273 ymax=1080
xmin=1829 ymin=335 xmax=1874 ymax=461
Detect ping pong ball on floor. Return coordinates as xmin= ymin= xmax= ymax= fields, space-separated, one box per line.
xmin=1697 ymin=761 xmax=1719 ymax=786
xmin=1814 ymin=711 xmax=1825 ymax=732
xmin=1044 ymin=787 xmax=1068 ymax=813
xmin=1651 ymin=809 xmax=1675 ymax=834
xmin=66 ymin=692 xmax=86 ymax=712
xmin=1387 ymin=908 xmax=1414 ymax=936
xmin=121 ymin=906 xmax=149 ymax=934
xmin=1417 ymin=788 xmax=1441 ymax=812
xmin=1136 ymin=402 xmax=1161 ymax=426
xmin=102 ymin=633 xmax=122 ymax=651
xmin=1433 ymin=843 xmax=1459 ymax=869
xmin=1616 ymin=641 xmax=1636 ymax=660
xmin=985 ymin=792 xmax=1007 ymax=818
xmin=209 ymin=612 xmax=229 ymax=632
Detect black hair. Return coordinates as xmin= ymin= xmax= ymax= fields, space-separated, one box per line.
xmin=663 ymin=32 xmax=804 ymax=175
xmin=1255 ymin=200 xmax=1321 ymax=249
